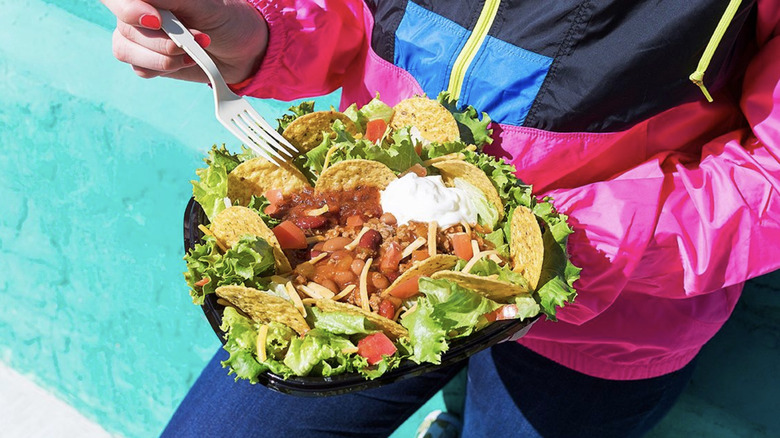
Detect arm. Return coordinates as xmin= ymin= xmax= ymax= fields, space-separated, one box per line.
xmin=547 ymin=13 xmax=780 ymax=325
xmin=235 ymin=0 xmax=368 ymax=100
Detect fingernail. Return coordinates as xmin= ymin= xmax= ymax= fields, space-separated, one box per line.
xmin=183 ymin=54 xmax=196 ymax=65
xmin=194 ymin=34 xmax=211 ymax=48
xmin=139 ymin=14 xmax=160 ymax=29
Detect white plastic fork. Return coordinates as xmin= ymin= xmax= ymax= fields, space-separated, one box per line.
xmin=158 ymin=9 xmax=298 ymax=165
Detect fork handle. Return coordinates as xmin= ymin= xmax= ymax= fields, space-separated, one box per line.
xmin=158 ymin=9 xmax=233 ymax=97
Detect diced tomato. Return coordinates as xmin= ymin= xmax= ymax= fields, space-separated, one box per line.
xmin=484 ymin=304 xmax=519 ymax=323
xmin=365 ymin=119 xmax=388 ymax=143
xmin=411 ymin=249 xmax=429 ymax=263
xmin=377 ymin=299 xmax=396 ymax=320
xmin=263 ymin=203 xmax=280 ymax=216
xmin=264 ymin=188 xmax=284 ymax=205
xmin=356 ymin=332 xmax=397 ymax=365
xmin=379 ymin=242 xmax=403 ymax=274
xmin=291 ymin=215 xmax=328 ymax=229
xmin=272 ymin=220 xmax=308 ymax=249
xmin=387 ymin=275 xmax=420 ymax=299
xmin=346 ymin=215 xmax=364 ymax=227
xmin=407 ymin=163 xmax=427 ymax=177
xmin=194 ymin=277 xmax=210 ymax=287
xmin=450 ymin=233 xmax=473 ymax=260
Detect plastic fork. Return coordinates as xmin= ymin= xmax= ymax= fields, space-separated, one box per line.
xmin=158 ymin=9 xmax=298 ymax=165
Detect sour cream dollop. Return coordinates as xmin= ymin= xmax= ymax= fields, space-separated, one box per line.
xmin=380 ymin=173 xmax=478 ymax=228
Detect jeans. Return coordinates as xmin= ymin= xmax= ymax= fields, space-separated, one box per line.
xmin=161 ymin=342 xmax=696 ymax=437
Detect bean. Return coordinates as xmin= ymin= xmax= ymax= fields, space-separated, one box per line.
xmin=321 ymin=279 xmax=339 ymax=293
xmin=380 ymin=213 xmax=397 ymax=225
xmin=322 ymin=236 xmax=352 ymax=252
xmin=350 ymin=258 xmax=366 ymax=276
xmin=370 ymin=272 xmax=390 ymax=290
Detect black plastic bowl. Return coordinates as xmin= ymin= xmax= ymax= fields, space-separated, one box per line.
xmin=183 ymin=197 xmax=536 ymax=396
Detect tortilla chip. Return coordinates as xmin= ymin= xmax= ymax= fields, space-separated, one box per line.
xmin=509 ymin=206 xmax=544 ymax=289
xmin=216 ymin=285 xmax=309 ymax=335
xmin=382 ymin=255 xmax=458 ymax=298
xmin=314 ymin=299 xmax=409 ymax=341
xmin=432 ymin=160 xmax=504 ymax=219
xmin=227 ymin=157 xmax=310 ymax=205
xmin=282 ymin=111 xmax=358 ymax=153
xmin=430 ymin=270 xmax=532 ymax=301
xmin=390 ymin=97 xmax=459 ymax=143
xmin=315 ymin=159 xmax=397 ymax=192
xmin=210 ymin=206 xmax=292 ymax=273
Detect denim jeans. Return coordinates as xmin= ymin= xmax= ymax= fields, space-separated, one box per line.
xmin=161 ymin=342 xmax=696 ymax=437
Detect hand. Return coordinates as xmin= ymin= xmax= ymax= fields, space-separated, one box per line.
xmin=100 ymin=0 xmax=269 ymax=84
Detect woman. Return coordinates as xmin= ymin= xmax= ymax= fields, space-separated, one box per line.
xmin=102 ymin=0 xmax=780 ymax=436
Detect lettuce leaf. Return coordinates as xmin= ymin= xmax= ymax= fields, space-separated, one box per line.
xmin=276 ymin=101 xmax=316 ymax=132
xmin=283 ymin=329 xmax=360 ymax=377
xmin=298 ymin=122 xmax=423 ymax=177
xmin=402 ymin=278 xmax=501 ymax=364
xmin=246 ymin=195 xmax=282 ymax=228
xmin=183 ymin=235 xmax=275 ymax=304
xmin=438 ymin=92 xmax=493 ymax=147
xmin=220 ymin=307 xmax=266 ymax=383
xmin=191 ymin=145 xmax=243 ymax=220
xmin=308 ymin=307 xmax=378 ymax=335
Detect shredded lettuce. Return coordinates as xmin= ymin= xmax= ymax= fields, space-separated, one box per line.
xmin=191 ymin=145 xmax=242 ymax=220
xmin=276 ymin=101 xmax=316 ymax=132
xmin=183 ymin=235 xmax=275 ymax=304
xmin=438 ymin=92 xmax=493 ymax=147
xmin=453 ymin=178 xmax=499 ymax=229
xmin=402 ymin=278 xmax=501 ymax=364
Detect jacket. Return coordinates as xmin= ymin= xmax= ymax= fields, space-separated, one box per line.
xmin=239 ymin=0 xmax=780 ymax=380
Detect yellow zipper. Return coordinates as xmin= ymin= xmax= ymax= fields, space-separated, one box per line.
xmin=689 ymin=0 xmax=742 ymax=102
xmin=447 ymin=0 xmax=501 ymax=100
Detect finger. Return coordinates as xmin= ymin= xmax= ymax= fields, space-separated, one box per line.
xmin=112 ymin=27 xmax=194 ymax=76
xmin=101 ymin=0 xmax=163 ymax=29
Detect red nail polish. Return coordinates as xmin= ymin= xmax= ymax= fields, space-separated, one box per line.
xmin=183 ymin=54 xmax=195 ymax=65
xmin=139 ymin=14 xmax=160 ymax=29
xmin=194 ymin=34 xmax=211 ymax=48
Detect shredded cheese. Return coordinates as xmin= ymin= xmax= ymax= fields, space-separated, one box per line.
xmin=488 ymin=253 xmax=504 ymax=264
xmin=306 ymin=235 xmax=326 ymax=244
xmin=283 ymin=281 xmax=307 ymax=317
xmin=321 ymin=144 xmax=341 ymax=173
xmin=428 ymin=222 xmax=438 ymax=257
xmin=422 ymin=152 xmax=465 ymax=166
xmin=341 ymin=346 xmax=360 ymax=355
xmin=333 ymin=284 xmax=356 ymax=301
xmin=465 ymin=144 xmax=477 ymax=152
xmin=359 ymin=258 xmax=373 ymax=312
xmin=462 ymin=250 xmax=499 ymax=273
xmin=308 ymin=252 xmax=329 ymax=265
xmin=399 ymin=302 xmax=418 ymax=320
xmin=256 ymin=324 xmax=269 ymax=362
xmin=297 ymin=284 xmax=324 ymax=300
xmin=470 ymin=239 xmax=480 ymax=259
xmin=393 ymin=306 xmax=405 ymax=321
xmin=401 ymin=237 xmax=427 ymax=259
xmin=460 ymin=221 xmax=471 ymax=236
xmin=301 ymin=298 xmax=318 ymax=306
xmin=306 ymin=205 xmax=329 ymax=216
xmin=306 ymin=282 xmax=336 ymax=299
xmin=344 ymin=227 xmax=370 ymax=251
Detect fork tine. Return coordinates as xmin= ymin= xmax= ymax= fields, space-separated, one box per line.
xmin=242 ymin=110 xmax=301 ymax=157
xmin=231 ymin=116 xmax=289 ymax=163
xmin=235 ymin=111 xmax=296 ymax=159
xmin=224 ymin=121 xmax=287 ymax=167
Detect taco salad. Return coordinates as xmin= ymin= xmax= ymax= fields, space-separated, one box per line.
xmin=184 ymin=93 xmax=580 ymax=381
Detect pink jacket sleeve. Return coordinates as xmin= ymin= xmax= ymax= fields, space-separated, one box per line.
xmin=547 ymin=9 xmax=780 ymax=325
xmin=239 ymin=0 xmax=367 ymax=100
